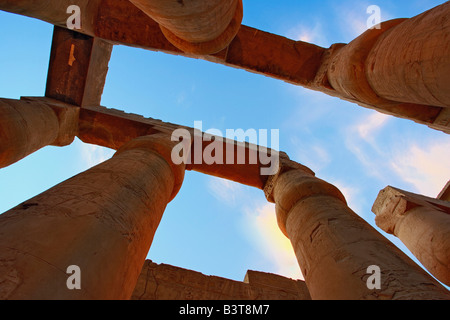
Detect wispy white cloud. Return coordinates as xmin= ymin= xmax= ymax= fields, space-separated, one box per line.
xmin=332 ymin=1 xmax=395 ymax=42
xmin=389 ymin=141 xmax=450 ymax=197
xmin=345 ymin=111 xmax=450 ymax=197
xmin=344 ymin=112 xmax=393 ymax=182
xmin=207 ymin=176 xmax=244 ymax=207
xmin=292 ymin=138 xmax=332 ymax=173
xmin=356 ymin=112 xmax=390 ymax=141
xmin=77 ymin=140 xmax=115 ymax=170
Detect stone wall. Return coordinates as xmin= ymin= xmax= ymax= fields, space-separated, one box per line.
xmin=131 ymin=260 xmax=311 ymax=300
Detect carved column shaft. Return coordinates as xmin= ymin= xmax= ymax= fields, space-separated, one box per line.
xmin=129 ymin=0 xmax=243 ymax=54
xmin=0 ymin=98 xmax=78 ymax=169
xmin=0 ymin=134 xmax=185 ymax=299
xmin=267 ymin=168 xmax=450 ymax=300
xmin=365 ymin=2 xmax=450 ymax=108
xmin=327 ymin=1 xmax=450 ymax=129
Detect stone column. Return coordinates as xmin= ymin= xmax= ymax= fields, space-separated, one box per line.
xmin=129 ymin=0 xmax=243 ymax=54
xmin=373 ymin=186 xmax=450 ymax=287
xmin=365 ymin=2 xmax=450 ymax=108
xmin=265 ymin=165 xmax=450 ymax=300
xmin=0 ymin=98 xmax=78 ymax=169
xmin=0 ymin=134 xmax=185 ymax=300
xmin=325 ymin=2 xmax=450 ymax=135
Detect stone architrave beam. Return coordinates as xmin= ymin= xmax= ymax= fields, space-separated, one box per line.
xmin=46 ymin=26 xmax=113 ymax=107
xmin=1 ymin=1 xmax=449 ymax=133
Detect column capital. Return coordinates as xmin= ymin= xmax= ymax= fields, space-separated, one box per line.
xmin=0 ymin=97 xmax=78 ymax=168
xmin=115 ymin=134 xmax=187 ymax=201
xmin=373 ymin=186 xmax=450 ymax=287
xmin=263 ymin=156 xmax=346 ymax=237
xmin=130 ymin=0 xmax=243 ymax=55
xmin=263 ymin=153 xmax=315 ymax=203
xmin=327 ymin=18 xmax=407 ymax=107
xmin=372 ymin=186 xmax=450 ymax=235
xmin=21 ymin=97 xmax=80 ymax=146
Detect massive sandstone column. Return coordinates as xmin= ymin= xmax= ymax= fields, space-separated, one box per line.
xmin=327 ymin=2 xmax=450 ymax=109
xmin=373 ymin=186 xmax=450 ymax=287
xmin=128 ymin=0 xmax=243 ymax=54
xmin=0 ymin=98 xmax=78 ymax=169
xmin=0 ymin=134 xmax=186 ymax=299
xmin=265 ymin=165 xmax=450 ymax=300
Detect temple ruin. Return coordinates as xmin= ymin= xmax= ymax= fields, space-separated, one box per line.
xmin=0 ymin=1 xmax=449 ymax=300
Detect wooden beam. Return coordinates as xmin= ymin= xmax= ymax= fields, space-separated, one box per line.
xmin=46 ymin=26 xmax=113 ymax=107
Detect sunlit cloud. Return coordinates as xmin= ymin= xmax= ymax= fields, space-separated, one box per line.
xmin=345 ymin=111 xmax=450 ymax=197
xmin=356 ymin=112 xmax=390 ymax=141
xmin=286 ymin=21 xmax=330 ymax=47
xmin=206 ymin=175 xmax=303 ymax=279
xmin=242 ymin=203 xmax=304 ymax=280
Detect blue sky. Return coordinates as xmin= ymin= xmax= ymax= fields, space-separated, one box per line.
xmin=1 ymin=0 xmax=449 ymax=289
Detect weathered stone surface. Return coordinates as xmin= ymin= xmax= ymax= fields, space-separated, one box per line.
xmin=129 ymin=0 xmax=243 ymax=55
xmin=243 ymin=270 xmax=311 ymax=300
xmin=46 ymin=26 xmax=112 ymax=107
xmin=131 ymin=260 xmax=311 ymax=300
xmin=327 ymin=19 xmax=407 ymax=107
xmin=438 ymin=181 xmax=450 ymax=201
xmin=373 ymin=186 xmax=450 ymax=286
xmin=366 ymin=2 xmax=450 ymax=108
xmin=21 ymin=97 xmax=80 ymax=147
xmin=325 ymin=13 xmax=448 ymax=134
xmin=269 ymin=170 xmax=450 ymax=300
xmin=1 ymin=1 xmax=449 ymax=133
xmin=0 ymin=134 xmax=186 ymax=299
xmin=1 ymin=0 xmax=450 ymax=301
xmin=77 ymin=105 xmax=278 ymax=190
xmin=0 ymin=98 xmax=79 ymax=168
